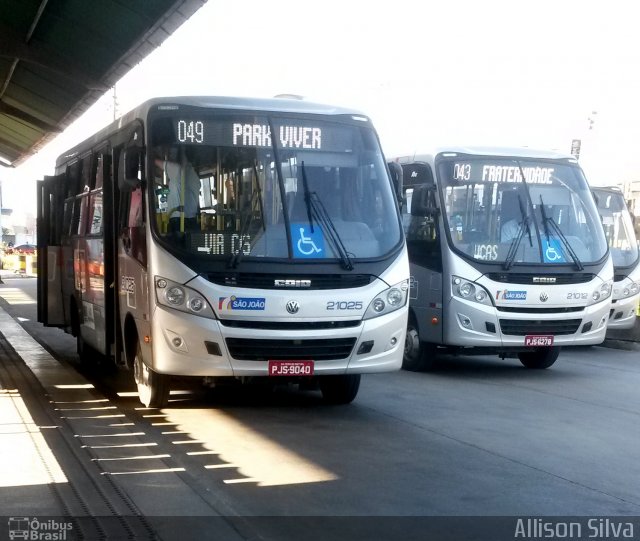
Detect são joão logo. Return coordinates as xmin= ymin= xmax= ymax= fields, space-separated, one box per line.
xmin=218 ymin=296 xmax=266 ymax=311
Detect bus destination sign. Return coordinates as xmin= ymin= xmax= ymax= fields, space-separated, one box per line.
xmin=173 ymin=117 xmax=354 ymax=152
xmin=451 ymin=162 xmax=555 ymax=185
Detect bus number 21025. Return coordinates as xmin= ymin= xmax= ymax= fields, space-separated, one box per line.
xmin=326 ymin=301 xmax=363 ymax=310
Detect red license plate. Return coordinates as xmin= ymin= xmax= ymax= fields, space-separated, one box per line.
xmin=268 ymin=360 xmax=314 ymax=376
xmin=524 ymin=335 xmax=554 ymax=347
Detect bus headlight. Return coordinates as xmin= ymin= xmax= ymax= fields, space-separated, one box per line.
xmin=452 ymin=276 xmax=493 ymax=306
xmin=589 ymin=280 xmax=612 ymax=304
xmin=613 ymin=279 xmax=639 ymax=300
xmin=155 ymin=276 xmax=216 ymax=319
xmin=363 ymin=280 xmax=409 ymax=320
xmin=166 ymin=286 xmax=185 ymax=305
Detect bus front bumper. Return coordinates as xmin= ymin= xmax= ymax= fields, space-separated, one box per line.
xmin=607 ymin=294 xmax=640 ymax=330
xmin=149 ymin=305 xmax=407 ymax=377
xmin=443 ymin=297 xmax=611 ymax=347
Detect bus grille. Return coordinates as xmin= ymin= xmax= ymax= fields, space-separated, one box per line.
xmin=499 ymin=319 xmax=581 ymax=336
xmin=219 ymin=319 xmax=360 ymax=330
xmin=497 ymin=306 xmax=584 ymax=314
xmin=205 ymin=272 xmax=373 ymax=290
xmin=225 ymin=337 xmax=357 ymax=361
xmin=487 ymin=273 xmax=595 ymax=285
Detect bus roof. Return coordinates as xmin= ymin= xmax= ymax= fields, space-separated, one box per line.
xmin=142 ymin=95 xmax=368 ymax=116
xmin=392 ymin=146 xmax=578 ymax=164
xmin=592 ymin=185 xmax=624 ymax=194
xmin=55 ymin=95 xmax=370 ymax=168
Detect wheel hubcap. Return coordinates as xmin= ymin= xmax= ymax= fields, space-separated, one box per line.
xmin=404 ymin=327 xmax=420 ymax=360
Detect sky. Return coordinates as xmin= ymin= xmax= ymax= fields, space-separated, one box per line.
xmin=3 ymin=0 xmax=640 ymax=219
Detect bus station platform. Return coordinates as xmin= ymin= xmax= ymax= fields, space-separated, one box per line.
xmin=0 ymin=298 xmax=246 ymax=540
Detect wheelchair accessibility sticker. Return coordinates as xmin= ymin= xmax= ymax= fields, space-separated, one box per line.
xmin=543 ymin=238 xmax=565 ymax=263
xmin=291 ymin=223 xmax=325 ymax=258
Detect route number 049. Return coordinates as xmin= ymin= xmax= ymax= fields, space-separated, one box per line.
xmin=177 ymin=120 xmax=204 ymax=143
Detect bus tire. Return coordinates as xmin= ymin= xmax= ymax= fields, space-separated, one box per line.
xmin=319 ymin=374 xmax=360 ymax=404
xmin=403 ymin=322 xmax=437 ymax=371
xmin=518 ymin=346 xmax=560 ymax=369
xmin=134 ymin=341 xmax=170 ymax=407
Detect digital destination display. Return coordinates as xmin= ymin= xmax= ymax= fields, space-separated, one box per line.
xmin=450 ymin=161 xmax=555 ymax=185
xmin=167 ymin=117 xmax=355 ymax=152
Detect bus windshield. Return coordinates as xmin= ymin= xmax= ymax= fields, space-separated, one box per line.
xmin=437 ymin=156 xmax=608 ymax=265
xmin=593 ymin=188 xmax=640 ymax=269
xmin=149 ymin=112 xmax=401 ymax=263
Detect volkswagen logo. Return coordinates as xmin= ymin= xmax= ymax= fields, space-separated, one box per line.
xmin=286 ymin=300 xmax=300 ymax=314
xmin=540 ymin=292 xmax=549 ymax=302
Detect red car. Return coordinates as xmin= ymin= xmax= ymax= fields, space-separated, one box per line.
xmin=12 ymin=244 xmax=36 ymax=254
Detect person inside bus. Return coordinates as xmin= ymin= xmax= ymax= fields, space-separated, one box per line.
xmin=500 ymin=191 xmax=521 ymax=242
xmin=501 ymin=218 xmax=520 ymax=242
xmin=154 ymin=147 xmax=200 ymax=232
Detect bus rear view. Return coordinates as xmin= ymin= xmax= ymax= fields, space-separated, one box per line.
xmin=394 ymin=147 xmax=613 ymax=370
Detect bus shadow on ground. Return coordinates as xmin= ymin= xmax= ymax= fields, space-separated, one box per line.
xmin=408 ymin=351 xmax=581 ymax=381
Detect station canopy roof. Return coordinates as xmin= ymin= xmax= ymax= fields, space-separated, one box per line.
xmin=0 ymin=0 xmax=207 ymax=167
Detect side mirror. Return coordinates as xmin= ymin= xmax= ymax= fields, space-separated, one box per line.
xmin=387 ymin=161 xmax=403 ymax=207
xmin=411 ymin=184 xmax=437 ymax=217
xmin=118 ymin=147 xmax=144 ymax=191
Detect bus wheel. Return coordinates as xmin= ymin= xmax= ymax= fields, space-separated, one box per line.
xmin=319 ymin=374 xmax=361 ymax=404
xmin=518 ymin=347 xmax=560 ymax=369
xmin=133 ymin=341 xmax=170 ymax=408
xmin=403 ymin=323 xmax=437 ymax=371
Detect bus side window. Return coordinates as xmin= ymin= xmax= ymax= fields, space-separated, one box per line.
xmin=406 ymin=184 xmax=442 ymax=272
xmin=70 ymin=196 xmax=84 ymax=237
xmin=126 ymin=187 xmax=147 ymax=267
xmin=129 ymin=187 xmax=144 ymax=228
xmin=89 ymin=192 xmax=103 ymax=235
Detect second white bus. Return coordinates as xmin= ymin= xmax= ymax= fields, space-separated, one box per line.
xmin=391 ymin=147 xmax=613 ymax=370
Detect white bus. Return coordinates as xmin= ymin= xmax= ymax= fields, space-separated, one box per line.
xmin=390 ymin=147 xmax=613 ymax=370
xmin=37 ymin=96 xmax=409 ymax=407
xmin=592 ymin=186 xmax=640 ymax=329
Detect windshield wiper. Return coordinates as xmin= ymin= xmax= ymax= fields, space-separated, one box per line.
xmin=503 ymin=194 xmax=532 ymax=270
xmin=503 ymin=160 xmax=534 ymax=270
xmin=539 ymin=195 xmax=584 ymax=270
xmin=300 ymin=161 xmax=353 ymax=270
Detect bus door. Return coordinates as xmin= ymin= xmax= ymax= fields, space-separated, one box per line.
xmin=80 ymin=153 xmax=109 ymax=354
xmin=402 ymin=164 xmax=444 ymax=344
xmin=36 ymin=175 xmax=66 ymax=326
xmin=116 ymin=143 xmax=150 ymax=352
